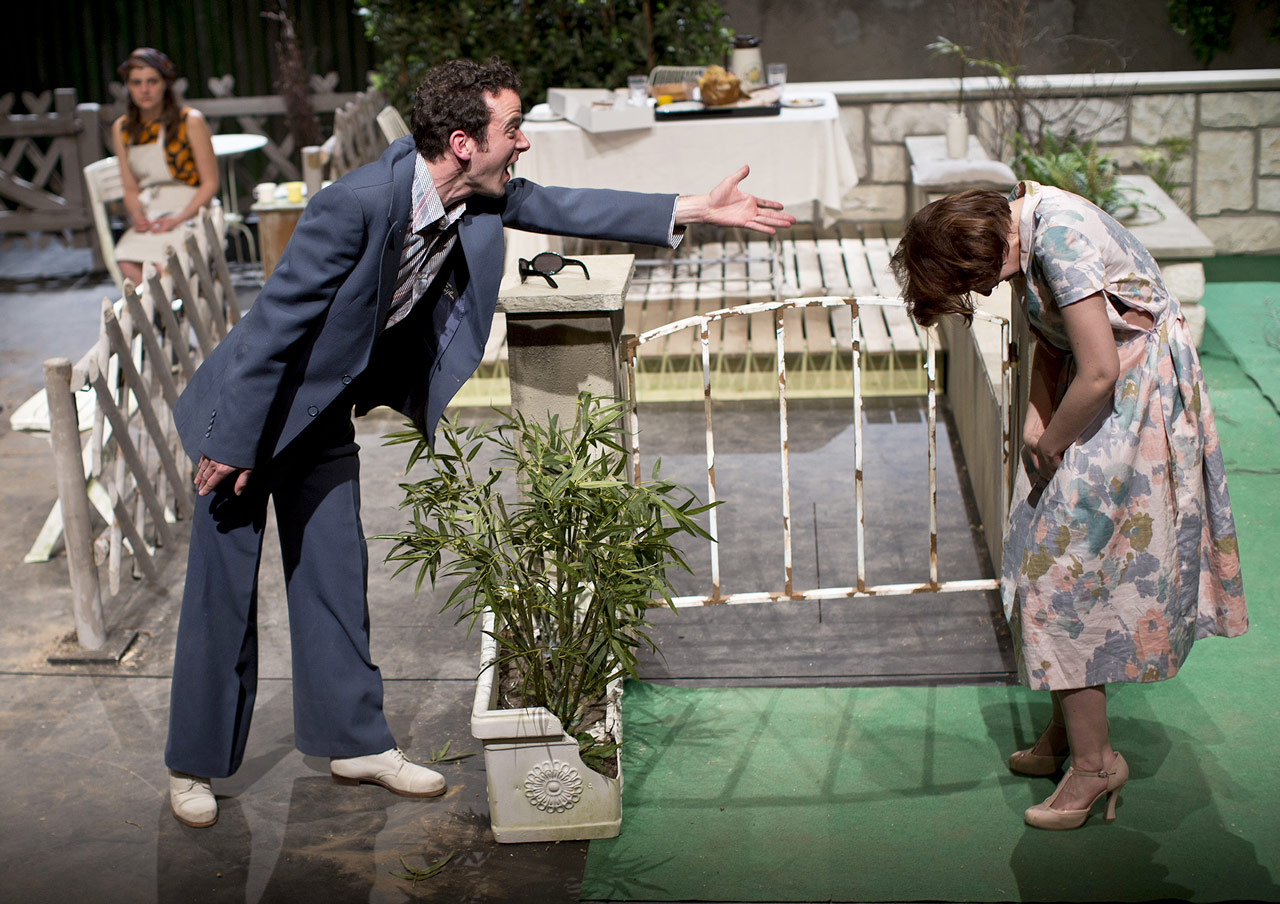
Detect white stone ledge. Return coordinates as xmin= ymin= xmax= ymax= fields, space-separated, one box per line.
xmin=1160 ymin=262 xmax=1206 ymax=304
xmin=800 ymin=69 xmax=1280 ymax=105
xmin=497 ymin=254 xmax=634 ymax=314
xmin=1116 ymin=176 xmax=1215 ymax=259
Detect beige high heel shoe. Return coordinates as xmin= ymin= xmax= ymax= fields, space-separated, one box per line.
xmin=1023 ymin=752 xmax=1128 ymax=830
xmin=1007 ymin=721 xmax=1068 ymax=776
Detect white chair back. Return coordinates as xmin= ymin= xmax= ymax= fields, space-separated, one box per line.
xmin=376 ymin=105 xmax=410 ymax=142
xmin=83 ymin=157 xmax=126 ymax=293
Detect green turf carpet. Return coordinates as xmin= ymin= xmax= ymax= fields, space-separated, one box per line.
xmin=1201 ymin=255 xmax=1280 ymax=414
xmin=582 ymin=313 xmax=1280 ymax=903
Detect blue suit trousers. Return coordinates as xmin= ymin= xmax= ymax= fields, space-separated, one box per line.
xmin=164 ymin=407 xmax=395 ymax=778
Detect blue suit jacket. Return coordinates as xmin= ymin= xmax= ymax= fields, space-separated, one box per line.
xmin=174 ymin=137 xmax=677 ymax=467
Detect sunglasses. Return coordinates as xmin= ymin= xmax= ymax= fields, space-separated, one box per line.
xmin=518 ymin=251 xmax=590 ymax=289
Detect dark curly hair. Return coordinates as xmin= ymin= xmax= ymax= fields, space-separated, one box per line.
xmin=890 ymin=189 xmax=1012 ymax=327
xmin=411 ymin=58 xmax=522 ymax=162
xmin=117 ymin=47 xmax=183 ymax=145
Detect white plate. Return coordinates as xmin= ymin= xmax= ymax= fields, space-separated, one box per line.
xmin=525 ymin=103 xmax=564 ymax=122
xmin=781 ymin=97 xmax=823 ymax=108
xmin=657 ymin=101 xmax=706 ymax=114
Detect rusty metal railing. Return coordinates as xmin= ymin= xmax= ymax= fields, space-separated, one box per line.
xmin=622 ymin=295 xmax=1012 ymax=606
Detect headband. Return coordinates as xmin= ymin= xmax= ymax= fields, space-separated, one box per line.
xmin=118 ymin=48 xmax=177 ymax=81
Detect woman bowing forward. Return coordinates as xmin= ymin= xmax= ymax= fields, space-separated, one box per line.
xmin=891 ymin=182 xmax=1247 ymax=830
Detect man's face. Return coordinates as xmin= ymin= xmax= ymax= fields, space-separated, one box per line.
xmin=464 ymin=88 xmax=530 ymax=198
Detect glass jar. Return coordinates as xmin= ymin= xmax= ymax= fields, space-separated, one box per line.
xmin=730 ymin=34 xmax=764 ymax=91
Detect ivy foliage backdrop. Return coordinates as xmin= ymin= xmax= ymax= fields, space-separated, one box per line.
xmin=1167 ymin=0 xmax=1280 ymax=65
xmin=358 ymin=0 xmax=733 ymax=113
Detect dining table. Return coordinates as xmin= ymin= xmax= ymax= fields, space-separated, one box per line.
xmin=505 ymin=89 xmax=858 ymax=271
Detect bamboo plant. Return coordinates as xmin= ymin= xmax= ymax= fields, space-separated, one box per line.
xmin=378 ymin=392 xmax=713 ymax=763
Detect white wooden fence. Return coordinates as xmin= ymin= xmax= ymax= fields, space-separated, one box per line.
xmin=41 ymin=209 xmax=238 ymax=650
xmin=34 ymin=86 xmax=386 ymax=655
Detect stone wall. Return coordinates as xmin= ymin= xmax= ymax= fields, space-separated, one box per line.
xmin=816 ymin=69 xmax=1280 ymax=253
xmin=719 ymin=0 xmax=1280 ymax=83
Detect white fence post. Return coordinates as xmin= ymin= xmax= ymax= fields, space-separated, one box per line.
xmin=42 ymin=357 xmax=106 ymax=650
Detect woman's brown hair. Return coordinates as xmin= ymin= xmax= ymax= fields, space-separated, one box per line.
xmin=117 ymin=48 xmax=182 ymax=144
xmin=890 ymin=189 xmax=1012 ymax=327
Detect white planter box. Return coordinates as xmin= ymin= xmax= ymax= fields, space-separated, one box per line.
xmin=470 ymin=610 xmax=623 ymax=843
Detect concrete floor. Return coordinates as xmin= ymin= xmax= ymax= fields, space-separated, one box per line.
xmin=0 ymin=246 xmax=1012 ymax=903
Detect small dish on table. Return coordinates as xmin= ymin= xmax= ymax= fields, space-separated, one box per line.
xmin=658 ymin=100 xmax=705 ymax=115
xmin=526 ymin=103 xmax=565 ymax=122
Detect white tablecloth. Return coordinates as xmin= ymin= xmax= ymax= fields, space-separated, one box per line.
xmin=516 ymin=90 xmax=855 ymax=217
xmin=505 ymin=91 xmax=858 ymax=271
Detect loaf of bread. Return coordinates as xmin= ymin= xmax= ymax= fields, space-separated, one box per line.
xmin=698 ymin=65 xmax=746 ymax=106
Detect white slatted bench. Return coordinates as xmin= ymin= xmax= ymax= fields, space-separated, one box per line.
xmin=620 ymin=224 xmax=931 ymax=401
xmin=448 ymin=224 xmax=934 ymax=408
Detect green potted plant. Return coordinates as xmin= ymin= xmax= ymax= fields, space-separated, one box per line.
xmin=1010 ymin=130 xmax=1152 ymax=218
xmin=378 ymin=391 xmax=713 ymax=842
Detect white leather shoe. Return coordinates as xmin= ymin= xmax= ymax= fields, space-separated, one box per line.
xmin=169 ymin=771 xmax=218 ymax=827
xmin=330 ymin=747 xmax=447 ymax=798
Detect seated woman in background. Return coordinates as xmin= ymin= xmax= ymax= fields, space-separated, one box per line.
xmin=890 ymin=183 xmax=1247 ymax=831
xmin=111 ymin=47 xmax=218 ymax=287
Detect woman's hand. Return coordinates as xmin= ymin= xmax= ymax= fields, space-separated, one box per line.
xmin=1023 ymin=431 xmax=1065 ymax=483
xmin=123 ymin=188 xmax=150 ymax=231
xmin=1023 ymin=340 xmax=1061 ymax=485
xmin=149 ymin=215 xmax=181 ymax=233
xmin=1022 ymin=409 xmax=1056 ymax=482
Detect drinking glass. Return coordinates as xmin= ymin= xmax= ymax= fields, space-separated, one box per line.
xmin=627 ymin=74 xmax=649 ymax=105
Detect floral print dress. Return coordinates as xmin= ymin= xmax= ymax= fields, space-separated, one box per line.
xmin=1000 ymin=182 xmax=1247 ymax=691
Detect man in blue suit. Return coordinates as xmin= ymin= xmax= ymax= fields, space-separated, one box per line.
xmin=165 ymin=58 xmax=794 ymax=827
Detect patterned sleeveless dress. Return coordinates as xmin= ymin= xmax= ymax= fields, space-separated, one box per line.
xmin=114 ymin=107 xmax=205 ymax=265
xmin=1000 ymin=181 xmax=1248 ymax=691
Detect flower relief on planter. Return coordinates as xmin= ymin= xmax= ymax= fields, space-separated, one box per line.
xmin=376 ymin=391 xmax=715 ymax=777
xmin=525 ymin=760 xmax=584 ymax=812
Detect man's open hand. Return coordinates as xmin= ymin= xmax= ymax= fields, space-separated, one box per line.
xmin=194 ymin=456 xmax=252 ymax=497
xmin=675 ymin=165 xmax=797 ymax=235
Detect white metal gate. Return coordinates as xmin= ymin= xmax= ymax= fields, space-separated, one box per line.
xmin=622 ymin=295 xmax=1014 ymax=606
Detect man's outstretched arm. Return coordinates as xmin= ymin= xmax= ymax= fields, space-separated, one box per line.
xmin=674 ymin=165 xmax=796 ymax=235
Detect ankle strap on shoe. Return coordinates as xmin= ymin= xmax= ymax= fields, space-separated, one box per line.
xmin=1067 ymin=763 xmax=1118 ymax=779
